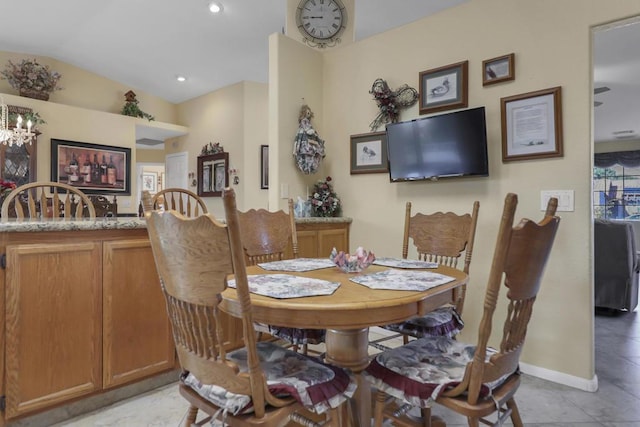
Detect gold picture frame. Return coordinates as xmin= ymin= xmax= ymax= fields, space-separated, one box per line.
xmin=483 ymin=53 xmax=515 ymax=86
xmin=501 ymin=86 xmax=563 ymax=162
xmin=419 ymin=61 xmax=468 ymax=115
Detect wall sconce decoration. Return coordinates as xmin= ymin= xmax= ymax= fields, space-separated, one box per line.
xmin=229 ymin=167 xmax=239 ymax=185
xmin=188 ymin=171 xmax=197 ymax=187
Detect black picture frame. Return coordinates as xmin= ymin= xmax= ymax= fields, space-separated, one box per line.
xmin=350 ymin=131 xmax=388 ymax=174
xmin=198 ymin=152 xmax=229 ymax=197
xmin=50 ymin=139 xmax=131 ymax=195
xmin=419 ymin=60 xmax=468 ymax=115
xmin=260 ymin=145 xmax=269 ymax=189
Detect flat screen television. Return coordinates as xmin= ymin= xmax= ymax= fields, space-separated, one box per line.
xmin=386 ymin=106 xmax=489 ymax=182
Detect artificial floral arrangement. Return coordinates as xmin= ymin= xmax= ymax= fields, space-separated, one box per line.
xmin=368 ymin=78 xmax=417 ymax=132
xmin=310 ymin=176 xmax=341 ymax=217
xmin=121 ymin=90 xmax=155 ymax=121
xmin=0 ymin=59 xmax=62 ymax=99
xmin=0 ymin=179 xmax=16 ymax=198
xmin=201 ymin=142 xmax=224 ymax=155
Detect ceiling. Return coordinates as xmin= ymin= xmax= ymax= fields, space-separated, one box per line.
xmin=0 ymin=1 xmax=635 ymax=145
xmin=0 ymin=0 xmax=467 ymax=104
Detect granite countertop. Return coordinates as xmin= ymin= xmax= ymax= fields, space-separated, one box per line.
xmin=0 ymin=216 xmax=352 ymax=233
xmin=0 ymin=217 xmax=147 ymax=233
xmin=295 ymin=216 xmax=352 ymax=224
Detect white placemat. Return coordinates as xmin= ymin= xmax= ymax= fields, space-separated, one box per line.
xmin=227 ymin=274 xmax=340 ymax=298
xmin=257 ymin=258 xmax=336 ymax=272
xmin=373 ymin=257 xmax=438 ymax=269
xmin=349 ymin=269 xmax=455 ymax=291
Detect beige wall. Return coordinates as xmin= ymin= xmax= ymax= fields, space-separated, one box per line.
xmin=271 ymin=0 xmax=640 ymax=388
xmin=0 ymin=51 xmax=178 ymax=124
xmin=269 ymin=34 xmax=324 ymax=212
xmin=172 ymin=81 xmax=268 ymax=217
xmin=136 ymin=149 xmax=166 ymax=163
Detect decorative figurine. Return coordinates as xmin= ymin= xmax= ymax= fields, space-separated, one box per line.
xmin=293 ymin=104 xmax=325 ymax=174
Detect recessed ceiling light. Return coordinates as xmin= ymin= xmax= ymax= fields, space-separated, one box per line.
xmin=208 ymin=2 xmax=223 ymax=13
xmin=176 ymin=76 xmax=186 ymax=82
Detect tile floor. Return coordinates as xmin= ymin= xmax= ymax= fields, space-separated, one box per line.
xmin=33 ymin=310 xmax=640 ymax=426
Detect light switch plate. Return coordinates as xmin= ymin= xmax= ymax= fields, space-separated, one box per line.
xmin=541 ymin=190 xmax=574 ymax=212
xmin=280 ymin=183 xmax=289 ymax=199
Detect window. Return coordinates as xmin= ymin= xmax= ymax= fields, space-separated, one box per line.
xmin=594 ymin=163 xmax=640 ymax=219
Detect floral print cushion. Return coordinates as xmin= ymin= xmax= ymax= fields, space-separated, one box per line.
xmin=363 ymin=336 xmax=516 ymax=408
xmin=253 ymin=322 xmax=325 ymax=345
xmin=382 ymin=306 xmax=464 ymax=338
xmin=183 ymin=341 xmax=356 ymax=415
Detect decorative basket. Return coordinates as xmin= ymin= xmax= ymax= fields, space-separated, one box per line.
xmin=19 ymin=88 xmax=49 ymax=101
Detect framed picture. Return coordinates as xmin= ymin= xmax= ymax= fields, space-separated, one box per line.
xmin=483 ymin=53 xmax=515 ymax=86
xmin=350 ymin=131 xmax=388 ymax=174
xmin=260 ymin=145 xmax=269 ymax=189
xmin=198 ymin=152 xmax=228 ymax=197
xmin=142 ymin=171 xmax=158 ymax=193
xmin=50 ymin=139 xmax=132 ymax=195
xmin=501 ymin=86 xmax=563 ymax=162
xmin=419 ymin=60 xmax=468 ymax=115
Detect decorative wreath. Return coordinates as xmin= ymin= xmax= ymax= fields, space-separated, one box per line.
xmin=369 ymin=78 xmax=418 ymax=132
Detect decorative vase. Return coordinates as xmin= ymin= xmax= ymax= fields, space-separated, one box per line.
xmin=19 ymin=88 xmax=49 ymax=101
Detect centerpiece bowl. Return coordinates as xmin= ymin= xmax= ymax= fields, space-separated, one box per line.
xmin=330 ymin=246 xmax=375 ymax=273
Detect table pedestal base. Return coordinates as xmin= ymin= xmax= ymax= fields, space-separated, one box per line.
xmin=325 ymin=328 xmax=370 ymax=427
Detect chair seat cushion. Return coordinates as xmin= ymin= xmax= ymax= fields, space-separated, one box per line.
xmin=183 ymin=341 xmax=356 ymax=415
xmin=363 ymin=336 xmax=515 ymax=408
xmin=254 ymin=322 xmax=326 ymax=345
xmin=382 ymin=306 xmax=464 ymax=338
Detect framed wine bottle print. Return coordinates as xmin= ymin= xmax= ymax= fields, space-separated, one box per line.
xmin=198 ymin=152 xmax=229 ymax=197
xmin=50 ymin=139 xmax=132 ymax=194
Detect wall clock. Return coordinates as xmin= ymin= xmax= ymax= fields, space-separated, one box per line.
xmin=295 ymin=0 xmax=347 ymax=48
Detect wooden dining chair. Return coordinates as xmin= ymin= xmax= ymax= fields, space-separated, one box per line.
xmin=237 ymin=199 xmax=324 ymax=353
xmin=146 ymin=188 xmax=355 ymax=427
xmin=371 ymin=201 xmax=479 ymax=350
xmin=364 ymin=194 xmax=560 ymax=427
xmin=152 ymin=187 xmax=207 ymax=217
xmin=1 ymin=181 xmax=96 ymax=221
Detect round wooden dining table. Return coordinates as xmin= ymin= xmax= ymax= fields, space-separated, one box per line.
xmin=221 ymin=263 xmax=468 ymax=426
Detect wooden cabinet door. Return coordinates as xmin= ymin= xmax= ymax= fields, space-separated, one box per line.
xmin=102 ymin=239 xmax=175 ymax=389
xmin=4 ymin=241 xmax=102 ymax=418
xmin=317 ymin=228 xmax=348 ymax=258
xmin=296 ymin=230 xmax=319 ymax=258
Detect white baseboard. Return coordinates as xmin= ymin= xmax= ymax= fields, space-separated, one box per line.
xmin=519 ymin=362 xmax=599 ymax=392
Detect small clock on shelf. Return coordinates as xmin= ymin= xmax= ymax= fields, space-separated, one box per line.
xmin=295 ymin=0 xmax=347 ymax=48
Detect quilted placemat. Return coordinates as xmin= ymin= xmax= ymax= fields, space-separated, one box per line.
xmin=227 ymin=274 xmax=340 ymax=298
xmin=257 ymin=258 xmax=336 ymax=272
xmin=373 ymin=257 xmax=438 ymax=269
xmin=349 ymin=269 xmax=455 ymax=291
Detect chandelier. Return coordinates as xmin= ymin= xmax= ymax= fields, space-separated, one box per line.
xmin=0 ymin=97 xmax=36 ymax=147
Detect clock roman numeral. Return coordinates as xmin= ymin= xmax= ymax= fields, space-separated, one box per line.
xmin=332 ymin=23 xmax=338 ymax=29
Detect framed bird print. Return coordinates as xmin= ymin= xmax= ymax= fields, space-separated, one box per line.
xmin=419 ymin=61 xmax=468 ymax=115
xmin=350 ymin=131 xmax=388 ymax=174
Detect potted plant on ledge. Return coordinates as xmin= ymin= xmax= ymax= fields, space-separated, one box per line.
xmin=0 ymin=58 xmax=62 ymax=101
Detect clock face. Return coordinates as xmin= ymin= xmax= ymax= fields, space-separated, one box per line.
xmin=296 ymin=0 xmax=347 ymax=47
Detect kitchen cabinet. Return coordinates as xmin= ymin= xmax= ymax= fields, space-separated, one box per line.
xmin=295 ymin=219 xmax=351 ymax=258
xmin=0 ymin=226 xmax=175 ymax=420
